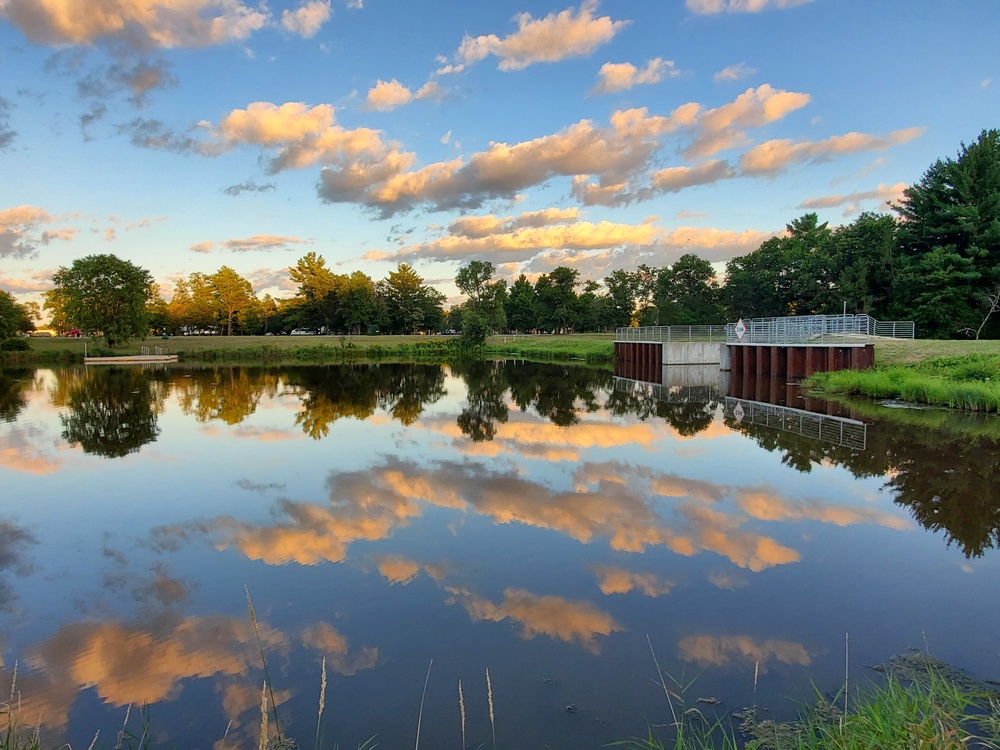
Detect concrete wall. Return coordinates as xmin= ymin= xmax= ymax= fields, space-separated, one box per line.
xmin=664 ymin=341 xmax=726 ymax=367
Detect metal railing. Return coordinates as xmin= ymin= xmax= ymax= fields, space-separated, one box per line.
xmin=616 ymin=316 xmax=914 ymax=346
xmin=724 ymin=314 xmax=914 ymax=345
xmin=724 ymin=397 xmax=867 ymax=450
xmin=615 ymin=325 xmax=729 ymax=343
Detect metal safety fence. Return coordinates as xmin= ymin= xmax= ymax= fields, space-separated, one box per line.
xmin=614 ymin=324 xmax=729 ymax=343
xmin=724 ymin=397 xmax=867 ymax=450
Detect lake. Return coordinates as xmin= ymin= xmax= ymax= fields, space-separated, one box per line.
xmin=1 ymin=361 xmax=998 ymax=749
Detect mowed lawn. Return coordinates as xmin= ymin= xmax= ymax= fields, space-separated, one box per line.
xmin=17 ymin=331 xmax=1000 ymax=365
xmin=21 ymin=332 xmax=618 ymax=358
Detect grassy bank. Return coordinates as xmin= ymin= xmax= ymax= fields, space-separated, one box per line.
xmin=1 ymin=333 xmax=616 ymax=366
xmin=807 ymin=351 xmax=1000 ymax=412
xmin=5 ymin=658 xmax=998 ymax=750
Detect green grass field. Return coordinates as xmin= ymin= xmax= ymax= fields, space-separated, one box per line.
xmin=11 ymin=332 xmax=619 ymax=363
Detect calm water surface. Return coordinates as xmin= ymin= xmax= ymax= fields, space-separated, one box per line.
xmin=1 ymin=361 xmax=998 ymax=748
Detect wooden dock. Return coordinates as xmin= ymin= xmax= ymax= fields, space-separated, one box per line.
xmin=84 ymin=355 xmax=178 ymax=364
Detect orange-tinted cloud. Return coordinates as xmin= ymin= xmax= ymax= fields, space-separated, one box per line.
xmin=592 ymin=58 xmax=678 ymax=95
xmin=158 ymin=456 xmax=803 ymax=572
xmin=741 ymin=128 xmax=925 ymax=176
xmin=391 ymin=219 xmax=662 ymax=263
xmin=449 ymin=586 xmax=622 ymax=652
xmin=592 ymin=565 xmax=674 ymax=597
xmin=374 ymin=555 xmax=448 ymax=585
xmin=364 ymin=80 xmax=440 ymax=111
xmin=678 ymin=633 xmax=811 ymax=670
xmin=445 ymin=0 xmax=628 ymax=73
xmin=1 ymin=0 xmax=269 ymax=48
xmin=300 ymin=622 xmax=378 ymax=675
xmin=18 ymin=613 xmax=284 ymax=730
xmin=685 ymin=84 xmax=811 ymax=159
xmin=221 ymin=234 xmax=313 ymax=252
xmin=0 ymin=423 xmax=63 ymax=475
xmin=280 ymin=0 xmax=331 ymax=39
xmin=734 ymin=488 xmax=911 ymax=530
xmin=205 ymin=101 xmax=402 ymax=176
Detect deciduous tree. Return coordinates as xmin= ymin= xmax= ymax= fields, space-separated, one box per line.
xmin=47 ymin=254 xmax=154 ymax=347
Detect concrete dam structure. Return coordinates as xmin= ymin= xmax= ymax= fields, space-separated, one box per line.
xmin=614 ymin=315 xmax=911 ymax=378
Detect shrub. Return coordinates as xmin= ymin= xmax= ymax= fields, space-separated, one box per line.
xmin=1 ymin=337 xmax=30 ymax=352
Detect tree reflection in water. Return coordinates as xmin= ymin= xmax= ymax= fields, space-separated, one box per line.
xmin=725 ymin=384 xmax=1000 ymax=558
xmin=0 ymin=367 xmax=33 ymax=422
xmin=287 ymin=363 xmax=447 ymax=438
xmin=57 ymin=367 xmax=166 ymax=458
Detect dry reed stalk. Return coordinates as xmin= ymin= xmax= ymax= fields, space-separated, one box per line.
xmin=246 ymin=585 xmax=282 ymax=742
xmin=753 ymin=659 xmax=759 ymax=709
xmin=86 ymin=730 xmax=100 ymax=750
xmin=9 ymin=660 xmax=16 ymax=703
xmin=258 ymin=681 xmax=269 ymax=750
xmin=646 ymin=635 xmax=679 ymax=729
xmin=315 ymin=656 xmax=327 ymax=750
xmin=114 ymin=703 xmax=132 ymax=750
xmin=844 ymin=631 xmax=850 ymax=718
xmin=414 ymin=659 xmax=433 ymax=750
xmin=486 ymin=668 xmax=495 ymax=750
xmin=458 ymin=679 xmax=466 ymax=750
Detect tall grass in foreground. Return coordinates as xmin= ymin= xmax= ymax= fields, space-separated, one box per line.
xmin=620 ymin=642 xmax=1000 ymax=750
xmin=808 ymin=353 xmax=1000 ymax=412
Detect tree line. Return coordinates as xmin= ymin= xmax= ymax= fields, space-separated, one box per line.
xmin=3 ymin=128 xmax=998 ymax=347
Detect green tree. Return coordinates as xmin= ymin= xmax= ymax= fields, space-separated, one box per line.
xmin=632 ymin=263 xmax=659 ymax=325
xmin=146 ymin=290 xmax=169 ymax=335
xmin=459 ymin=309 xmax=489 ymax=350
xmin=187 ymin=272 xmax=219 ymax=332
xmin=505 ymin=274 xmax=537 ymax=332
xmin=341 ymin=271 xmax=377 ymax=334
xmin=167 ymin=278 xmax=193 ymax=334
xmin=895 ymin=129 xmax=1000 ymax=337
xmin=831 ymin=212 xmax=898 ymax=316
xmin=0 ymin=290 xmax=33 ymax=339
xmin=575 ymin=279 xmax=602 ymax=332
xmin=47 ymin=254 xmax=154 ymax=347
xmin=456 ymin=260 xmax=507 ymax=333
xmin=379 ymin=264 xmax=442 ymax=334
xmin=289 ymin=252 xmax=340 ymax=332
xmin=656 ymin=253 xmax=723 ymax=324
xmin=603 ymin=269 xmax=637 ymax=328
xmin=784 ymin=213 xmax=836 ymax=315
xmin=210 ymin=266 xmax=255 ymax=336
xmin=535 ymin=266 xmax=578 ymax=333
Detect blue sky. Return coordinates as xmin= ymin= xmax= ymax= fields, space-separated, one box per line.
xmin=1 ymin=0 xmax=997 ymax=307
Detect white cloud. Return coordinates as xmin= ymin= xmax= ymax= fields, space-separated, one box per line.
xmin=686 ymin=0 xmax=812 ymax=14
xmin=799 ymin=182 xmax=907 ymax=211
xmin=0 ymin=205 xmax=77 ymax=259
xmin=714 ymin=62 xmax=756 ymax=82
